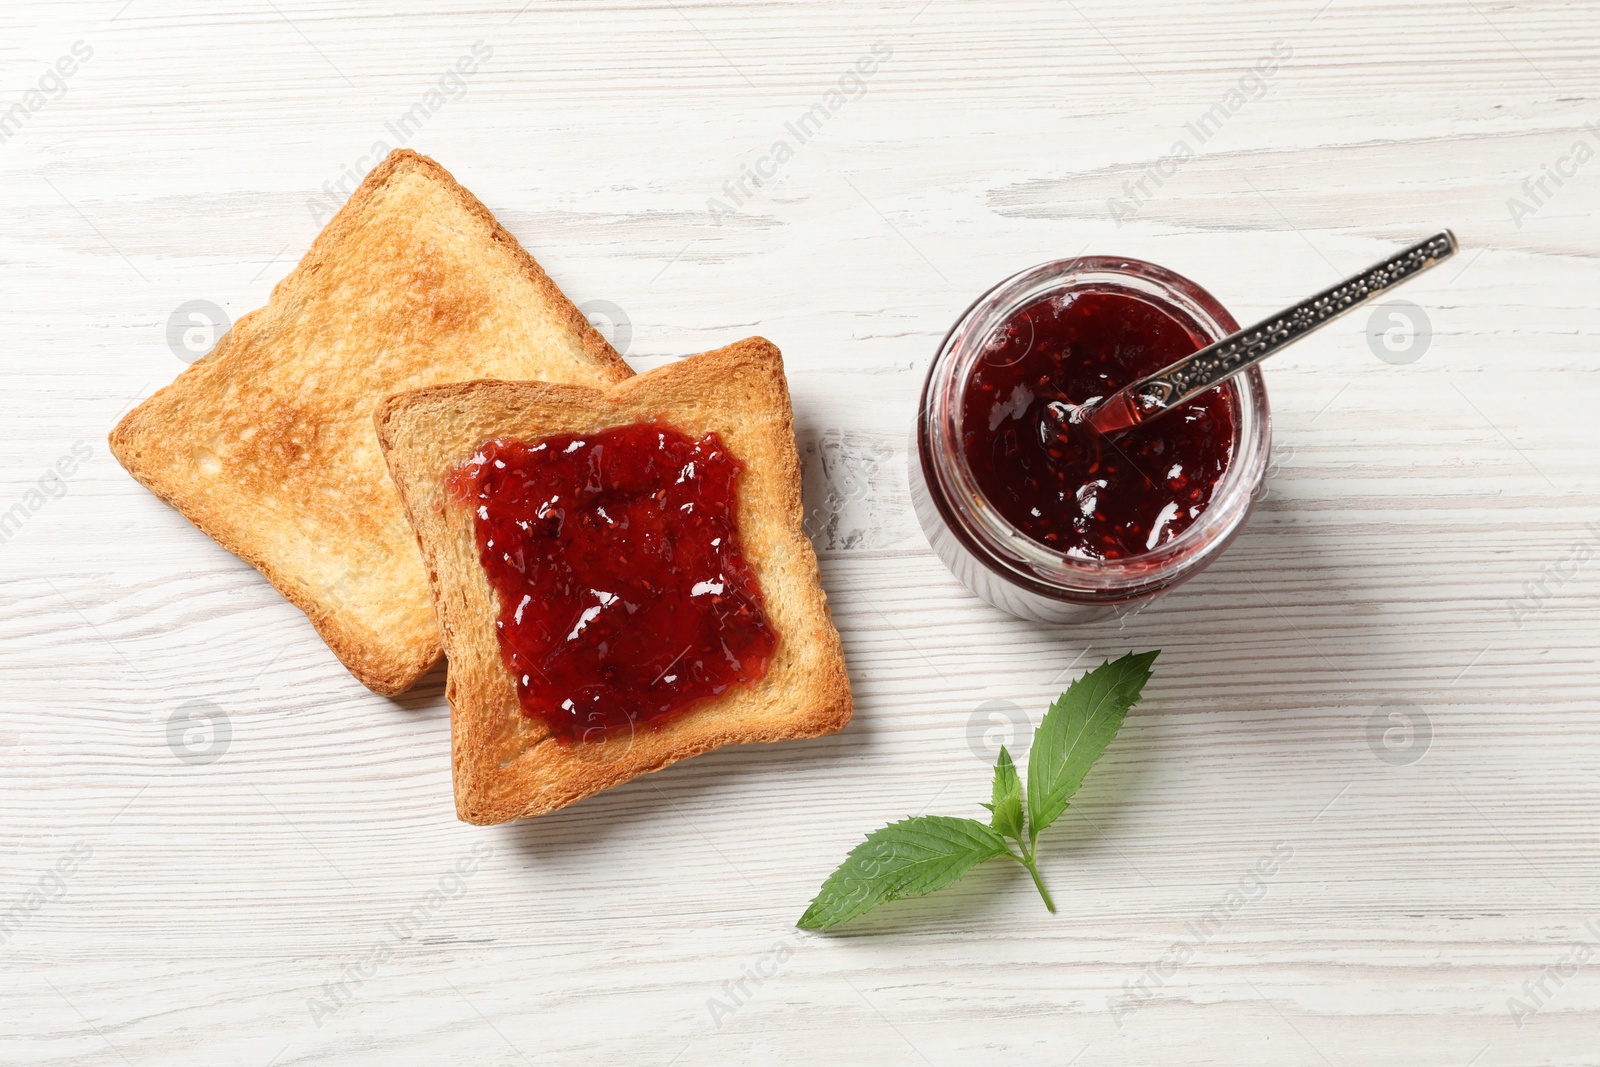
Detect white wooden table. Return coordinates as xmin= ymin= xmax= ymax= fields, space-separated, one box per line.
xmin=4 ymin=1 xmax=1598 ymax=1063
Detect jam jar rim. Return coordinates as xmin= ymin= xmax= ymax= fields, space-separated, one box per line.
xmin=917 ymin=255 xmax=1272 ymax=602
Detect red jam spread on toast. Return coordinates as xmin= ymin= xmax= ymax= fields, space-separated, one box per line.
xmin=448 ymin=423 xmax=777 ymax=743
xmin=961 ymin=289 xmax=1236 ymax=560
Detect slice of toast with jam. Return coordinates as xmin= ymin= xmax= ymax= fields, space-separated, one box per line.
xmin=374 ymin=339 xmax=852 ymax=823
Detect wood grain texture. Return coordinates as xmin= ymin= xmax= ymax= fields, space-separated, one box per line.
xmin=2 ymin=1 xmax=1598 ymax=1064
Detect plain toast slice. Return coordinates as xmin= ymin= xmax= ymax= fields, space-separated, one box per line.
xmin=374 ymin=338 xmax=852 ymax=823
xmin=110 ymin=150 xmax=630 ymax=695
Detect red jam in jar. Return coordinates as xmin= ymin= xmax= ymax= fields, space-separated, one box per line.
xmin=961 ymin=290 xmax=1236 ymax=561
xmin=448 ymin=423 xmax=778 ymax=743
xmin=913 ymin=256 xmax=1270 ymax=624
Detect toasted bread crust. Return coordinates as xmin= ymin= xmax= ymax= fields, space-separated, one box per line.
xmin=375 ymin=339 xmax=852 ymax=822
xmin=109 ymin=150 xmax=630 ymax=695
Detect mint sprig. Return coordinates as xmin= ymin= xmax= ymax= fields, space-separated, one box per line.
xmin=797 ymin=650 xmax=1158 ymax=930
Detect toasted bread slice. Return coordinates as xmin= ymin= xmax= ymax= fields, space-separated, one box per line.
xmin=110 ymin=150 xmax=631 ymax=695
xmin=374 ymin=338 xmax=852 ymax=823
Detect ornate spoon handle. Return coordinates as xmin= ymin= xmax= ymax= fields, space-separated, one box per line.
xmin=1086 ymin=230 xmax=1457 ymax=435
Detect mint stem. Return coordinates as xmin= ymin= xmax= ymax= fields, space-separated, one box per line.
xmin=1006 ymin=839 xmax=1056 ymax=913
xmin=1020 ymin=851 xmax=1056 ymax=913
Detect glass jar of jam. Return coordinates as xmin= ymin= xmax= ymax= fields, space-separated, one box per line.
xmin=911 ymin=257 xmax=1271 ymax=623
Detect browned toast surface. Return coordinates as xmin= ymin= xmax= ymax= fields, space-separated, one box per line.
xmin=374 ymin=338 xmax=852 ymax=823
xmin=110 ymin=150 xmax=630 ymax=695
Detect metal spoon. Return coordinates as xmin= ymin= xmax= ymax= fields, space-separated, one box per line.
xmin=1083 ymin=230 xmax=1458 ymax=436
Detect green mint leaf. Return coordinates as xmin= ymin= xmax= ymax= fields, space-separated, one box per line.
xmin=988 ymin=746 xmax=1024 ymax=841
xmin=796 ymin=816 xmax=1011 ymax=930
xmin=1026 ymin=650 xmax=1158 ymax=842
